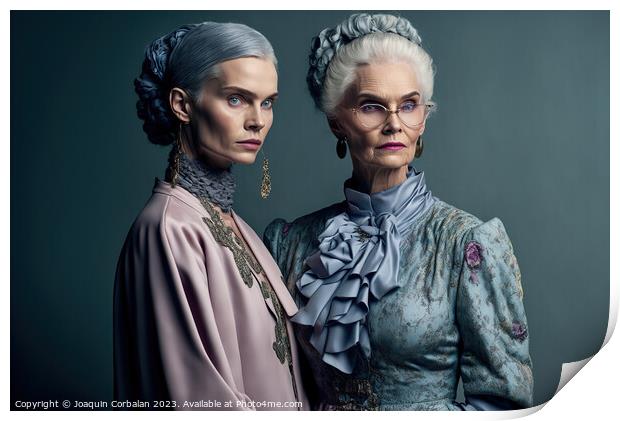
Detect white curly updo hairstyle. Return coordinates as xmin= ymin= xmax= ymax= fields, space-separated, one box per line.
xmin=307 ymin=13 xmax=436 ymax=116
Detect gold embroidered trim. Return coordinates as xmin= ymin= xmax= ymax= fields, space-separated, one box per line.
xmin=258 ymin=278 xmax=300 ymax=402
xmin=200 ymin=197 xmax=262 ymax=288
xmin=331 ymin=378 xmax=379 ymax=410
xmin=199 ymin=197 xmax=299 ymax=405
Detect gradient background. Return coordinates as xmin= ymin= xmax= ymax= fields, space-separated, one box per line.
xmin=11 ymin=10 xmax=609 ymax=408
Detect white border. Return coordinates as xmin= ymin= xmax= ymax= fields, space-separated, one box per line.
xmin=4 ymin=1 xmax=616 ymax=420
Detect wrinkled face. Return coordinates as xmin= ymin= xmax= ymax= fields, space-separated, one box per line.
xmin=190 ymin=57 xmax=278 ymax=167
xmin=331 ymin=61 xmax=427 ymax=172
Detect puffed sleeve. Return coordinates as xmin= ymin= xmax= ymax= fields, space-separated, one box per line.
xmin=113 ymin=213 xmax=254 ymax=410
xmin=455 ymin=218 xmax=534 ymax=409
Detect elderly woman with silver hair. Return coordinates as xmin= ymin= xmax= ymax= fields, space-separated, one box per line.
xmin=114 ymin=21 xmax=308 ymax=409
xmin=265 ymin=13 xmax=533 ymax=410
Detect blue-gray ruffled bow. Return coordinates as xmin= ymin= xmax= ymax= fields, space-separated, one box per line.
xmin=291 ymin=168 xmax=436 ymax=373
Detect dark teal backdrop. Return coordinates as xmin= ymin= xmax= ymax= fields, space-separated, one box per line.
xmin=11 ymin=11 xmax=609 ymax=408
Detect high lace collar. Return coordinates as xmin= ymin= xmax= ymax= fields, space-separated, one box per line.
xmin=170 ymin=153 xmax=236 ymax=212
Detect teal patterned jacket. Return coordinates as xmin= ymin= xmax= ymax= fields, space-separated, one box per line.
xmin=264 ymin=199 xmax=534 ymax=410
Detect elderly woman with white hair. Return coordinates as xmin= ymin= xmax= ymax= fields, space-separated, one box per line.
xmin=265 ymin=13 xmax=533 ymax=410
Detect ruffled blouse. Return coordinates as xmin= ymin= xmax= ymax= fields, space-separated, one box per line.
xmin=291 ymin=168 xmax=436 ymax=373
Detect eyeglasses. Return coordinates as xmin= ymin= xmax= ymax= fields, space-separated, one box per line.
xmin=351 ymin=101 xmax=434 ymax=130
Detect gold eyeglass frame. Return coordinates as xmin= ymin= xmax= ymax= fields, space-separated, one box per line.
xmin=351 ymin=102 xmax=435 ymax=129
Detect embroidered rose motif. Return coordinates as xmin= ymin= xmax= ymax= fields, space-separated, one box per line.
xmin=465 ymin=241 xmax=483 ymax=284
xmin=282 ymin=223 xmax=291 ymax=237
xmin=465 ymin=241 xmax=483 ymax=269
xmin=512 ymin=321 xmax=528 ymax=342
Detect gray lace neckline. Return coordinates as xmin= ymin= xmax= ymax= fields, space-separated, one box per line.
xmin=174 ymin=154 xmax=236 ymax=212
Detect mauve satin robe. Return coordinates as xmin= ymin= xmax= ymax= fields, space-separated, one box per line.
xmin=114 ymin=179 xmax=309 ymax=410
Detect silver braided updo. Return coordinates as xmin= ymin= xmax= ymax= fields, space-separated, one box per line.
xmin=134 ymin=22 xmax=277 ymax=146
xmin=307 ymin=13 xmax=435 ymax=115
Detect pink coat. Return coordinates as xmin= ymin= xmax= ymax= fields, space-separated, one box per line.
xmin=114 ymin=179 xmax=309 ymax=410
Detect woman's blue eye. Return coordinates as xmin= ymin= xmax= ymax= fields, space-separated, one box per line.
xmin=228 ymin=96 xmax=242 ymax=106
xmin=360 ymin=104 xmax=384 ymax=114
xmin=261 ymin=99 xmax=273 ymax=109
xmin=400 ymin=101 xmax=418 ymax=113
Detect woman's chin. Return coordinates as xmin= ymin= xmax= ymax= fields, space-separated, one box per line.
xmin=372 ymin=155 xmax=412 ymax=170
xmin=232 ymin=152 xmax=259 ymax=166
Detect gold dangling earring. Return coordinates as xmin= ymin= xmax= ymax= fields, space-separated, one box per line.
xmin=170 ymin=123 xmax=183 ymax=188
xmin=260 ymin=151 xmax=271 ymax=199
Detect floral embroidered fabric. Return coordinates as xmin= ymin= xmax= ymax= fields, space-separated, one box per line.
xmin=264 ymin=200 xmax=534 ymax=410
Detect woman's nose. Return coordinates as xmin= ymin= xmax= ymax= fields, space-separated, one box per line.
xmin=382 ymin=111 xmax=402 ymax=134
xmin=245 ymin=105 xmax=265 ymax=132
